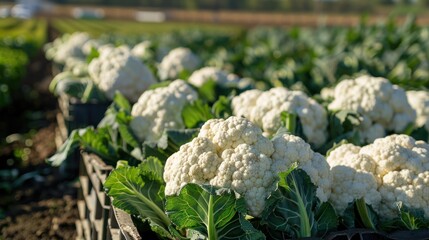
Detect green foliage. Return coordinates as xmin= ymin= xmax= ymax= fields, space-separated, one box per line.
xmin=342 ymin=198 xmax=379 ymax=230
xmin=86 ymin=47 xmax=100 ymax=63
xmin=397 ymin=204 xmax=428 ymax=230
xmin=279 ymin=112 xmax=306 ymax=139
xmin=0 ymin=19 xmax=47 ymax=109
xmin=104 ymin=158 xmax=174 ymax=238
xmin=47 ymin=93 xmax=141 ymax=167
xmin=148 ymin=81 xmax=173 ymax=90
xmin=381 ymin=203 xmax=429 ymax=232
xmin=49 ymin=72 xmax=108 ymax=102
xmin=211 ymin=95 xmax=233 ymax=119
xmin=181 ymin=96 xmax=234 ymax=129
xmin=0 ymin=47 xmax=28 ymax=109
xmin=261 ymin=168 xmax=338 ymax=239
xmin=165 ymin=184 xmax=265 ymax=240
xmin=318 ymin=110 xmax=362 ymax=154
xmin=142 ymin=129 xmax=199 ymax=163
xmin=182 ymin=99 xmax=214 ymax=128
xmin=0 ymin=19 xmax=47 ymax=57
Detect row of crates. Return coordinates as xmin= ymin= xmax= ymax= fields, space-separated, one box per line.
xmin=76 ymin=153 xmax=141 ymax=240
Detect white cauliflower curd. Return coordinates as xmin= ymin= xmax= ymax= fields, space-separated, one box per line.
xmin=164 ymin=116 xmax=332 ymax=217
xmin=328 ymin=75 xmax=416 ymax=143
xmin=130 ymin=80 xmax=198 ymax=142
xmin=327 ymin=134 xmax=429 ymax=219
xmin=187 ymin=67 xmax=240 ymax=87
xmin=406 ymin=90 xmax=429 ymax=132
xmin=158 ymin=47 xmax=201 ymax=81
xmin=45 ymin=32 xmax=91 ymax=65
xmin=88 ymin=46 xmax=156 ymax=102
xmin=231 ymin=87 xmax=328 ymax=147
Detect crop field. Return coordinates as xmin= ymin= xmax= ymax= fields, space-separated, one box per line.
xmin=0 ymin=18 xmax=47 ymax=109
xmin=2 ymin=15 xmax=429 ymax=239
xmin=51 ymin=18 xmax=243 ymax=36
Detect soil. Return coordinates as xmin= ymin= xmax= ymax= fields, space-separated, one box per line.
xmin=0 ymin=33 xmax=79 ymax=240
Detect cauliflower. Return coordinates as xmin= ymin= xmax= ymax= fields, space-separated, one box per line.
xmin=406 ymin=90 xmax=429 ymax=132
xmin=63 ymin=57 xmax=88 ymax=77
xmin=130 ymin=80 xmax=198 ymax=142
xmin=88 ymin=46 xmax=156 ymax=102
xmin=320 ymin=86 xmax=335 ymax=100
xmin=328 ymin=75 xmax=416 ymax=143
xmin=187 ymin=67 xmax=240 ymax=87
xmin=131 ymin=41 xmax=153 ymax=60
xmin=231 ymin=87 xmax=328 ymax=147
xmin=327 ymin=135 xmax=429 ymax=219
xmin=48 ymin=32 xmax=91 ymax=64
xmin=164 ymin=116 xmax=332 ymax=217
xmin=158 ymin=47 xmax=201 ymax=81
xmin=82 ymin=39 xmax=105 ymax=55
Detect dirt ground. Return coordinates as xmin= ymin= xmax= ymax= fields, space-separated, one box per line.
xmin=0 ymin=47 xmax=79 ymax=240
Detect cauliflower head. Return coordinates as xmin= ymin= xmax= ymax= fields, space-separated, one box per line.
xmin=187 ymin=67 xmax=240 ymax=87
xmin=327 ymin=135 xmax=429 ymax=219
xmin=406 ymin=90 xmax=429 ymax=132
xmin=52 ymin=32 xmax=91 ymax=64
xmin=82 ymin=39 xmax=105 ymax=55
xmin=158 ymin=47 xmax=201 ymax=81
xmin=88 ymin=46 xmax=156 ymax=102
xmin=231 ymin=87 xmax=328 ymax=147
xmin=328 ymin=75 xmax=416 ymax=143
xmin=131 ymin=41 xmax=153 ymax=60
xmin=63 ymin=57 xmax=88 ymax=77
xmin=164 ymin=116 xmax=332 ymax=217
xmin=130 ymin=80 xmax=198 ymax=142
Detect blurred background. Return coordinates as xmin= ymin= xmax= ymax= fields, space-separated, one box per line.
xmin=1 ymin=0 xmax=429 ymax=23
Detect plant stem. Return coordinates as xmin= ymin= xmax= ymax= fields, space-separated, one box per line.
xmin=207 ymin=195 xmax=217 ymax=240
xmin=356 ymin=198 xmax=376 ymax=230
xmin=294 ymin=179 xmax=311 ymax=237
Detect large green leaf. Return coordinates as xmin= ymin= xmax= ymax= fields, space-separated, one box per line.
xmin=196 ymin=79 xmax=217 ymax=103
xmin=142 ymin=129 xmax=199 ymax=163
xmin=397 ymin=204 xmax=427 ymax=230
xmin=157 ymin=129 xmax=199 ymax=152
xmin=46 ymin=129 xmax=83 ymax=166
xmin=112 ymin=91 xmax=132 ymax=113
xmin=317 ymin=110 xmax=362 ymax=154
xmin=79 ymin=127 xmax=119 ymax=165
xmin=381 ymin=203 xmax=429 ymax=231
xmin=342 ymin=198 xmax=379 ymax=230
xmin=261 ymin=168 xmax=337 ymax=239
xmin=104 ymin=160 xmax=173 ymax=238
xmin=182 ymin=99 xmax=214 ymax=128
xmin=118 ymin=124 xmax=140 ymax=149
xmin=138 ymin=156 xmax=164 ymax=182
xmin=98 ymin=92 xmax=131 ymax=128
xmin=212 ymin=95 xmax=233 ymax=119
xmin=165 ymin=184 xmax=265 ymax=240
